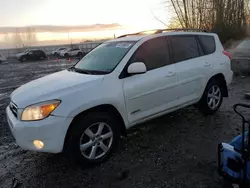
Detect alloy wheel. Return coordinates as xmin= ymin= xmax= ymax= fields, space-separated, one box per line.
xmin=79 ymin=122 xmax=113 ymax=160
xmin=207 ymin=85 xmax=221 ymax=110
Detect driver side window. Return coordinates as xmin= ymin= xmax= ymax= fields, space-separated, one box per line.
xmin=130 ymin=37 xmax=170 ymax=71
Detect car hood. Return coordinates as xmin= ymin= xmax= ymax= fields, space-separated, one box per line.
xmin=228 ymin=48 xmax=250 ymax=58
xmin=11 ymin=70 xmax=104 ymax=108
xmin=16 ymin=52 xmax=26 ymax=57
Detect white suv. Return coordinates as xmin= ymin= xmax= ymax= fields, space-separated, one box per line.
xmin=59 ymin=47 xmax=83 ymax=57
xmin=6 ymin=29 xmax=233 ymax=165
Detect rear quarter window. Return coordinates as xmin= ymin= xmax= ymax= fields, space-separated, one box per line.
xmin=198 ymin=35 xmax=216 ymax=55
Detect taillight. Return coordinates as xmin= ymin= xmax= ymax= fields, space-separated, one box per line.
xmin=223 ymin=50 xmax=232 ymax=60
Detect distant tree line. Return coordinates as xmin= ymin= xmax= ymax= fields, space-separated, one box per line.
xmin=4 ymin=27 xmax=37 ymax=48
xmin=167 ymin=0 xmax=250 ymax=43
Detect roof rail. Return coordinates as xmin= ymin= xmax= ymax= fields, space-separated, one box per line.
xmin=117 ymin=28 xmax=207 ymax=38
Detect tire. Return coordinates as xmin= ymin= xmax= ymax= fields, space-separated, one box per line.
xmin=65 ymin=111 xmax=121 ymax=166
xmin=64 ymin=53 xmax=69 ymax=58
xmin=198 ymin=79 xmax=223 ymax=115
xmin=20 ymin=57 xmax=26 ymax=62
xmin=78 ymin=52 xmax=83 ymax=57
xmin=0 ymin=60 xmax=2 ymax=64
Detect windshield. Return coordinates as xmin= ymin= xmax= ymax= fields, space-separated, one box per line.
xmin=74 ymin=41 xmax=135 ymax=73
xmin=23 ymin=50 xmax=30 ymax=53
xmin=237 ymin=40 xmax=250 ymax=49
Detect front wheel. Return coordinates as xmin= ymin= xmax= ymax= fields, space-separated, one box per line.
xmin=65 ymin=112 xmax=121 ymax=165
xmin=20 ymin=57 xmax=26 ymax=62
xmin=198 ymin=79 xmax=223 ymax=115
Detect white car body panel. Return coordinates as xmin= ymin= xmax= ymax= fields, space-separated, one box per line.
xmin=123 ymin=64 xmax=178 ymax=124
xmin=60 ymin=48 xmax=81 ymax=57
xmin=6 ymin=31 xmax=233 ymax=153
xmin=0 ymin=54 xmax=7 ymax=62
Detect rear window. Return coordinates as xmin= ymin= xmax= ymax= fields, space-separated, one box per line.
xmin=198 ymin=35 xmax=216 ymax=55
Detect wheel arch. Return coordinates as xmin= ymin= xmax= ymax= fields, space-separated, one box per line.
xmin=63 ymin=104 xmax=127 ymax=151
xmin=206 ymin=73 xmax=228 ymax=97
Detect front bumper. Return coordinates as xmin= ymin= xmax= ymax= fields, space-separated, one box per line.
xmin=6 ymin=106 xmax=73 ymax=153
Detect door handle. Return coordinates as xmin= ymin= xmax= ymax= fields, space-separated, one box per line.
xmin=204 ymin=62 xmax=211 ymax=67
xmin=165 ymin=72 xmax=176 ymax=77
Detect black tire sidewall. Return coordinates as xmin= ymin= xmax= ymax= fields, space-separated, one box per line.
xmin=20 ymin=56 xmax=25 ymax=62
xmin=66 ymin=112 xmax=120 ymax=165
xmin=198 ymin=79 xmax=223 ymax=115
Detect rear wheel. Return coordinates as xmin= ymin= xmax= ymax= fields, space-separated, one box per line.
xmin=198 ymin=79 xmax=223 ymax=115
xmin=77 ymin=52 xmax=83 ymax=57
xmin=65 ymin=112 xmax=121 ymax=165
xmin=64 ymin=53 xmax=69 ymax=58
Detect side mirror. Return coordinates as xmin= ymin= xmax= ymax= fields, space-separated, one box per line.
xmin=127 ymin=62 xmax=147 ymax=75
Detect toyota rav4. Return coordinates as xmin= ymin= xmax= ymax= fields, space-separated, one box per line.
xmin=6 ymin=29 xmax=233 ymax=165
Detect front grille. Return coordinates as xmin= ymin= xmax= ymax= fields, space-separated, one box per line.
xmin=9 ymin=101 xmax=18 ymax=118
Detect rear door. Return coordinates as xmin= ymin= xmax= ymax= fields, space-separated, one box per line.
xmin=169 ymin=35 xmax=209 ymax=105
xmin=71 ymin=48 xmax=80 ymax=56
xmin=34 ymin=50 xmax=41 ymax=60
xmin=122 ymin=36 xmax=179 ymax=124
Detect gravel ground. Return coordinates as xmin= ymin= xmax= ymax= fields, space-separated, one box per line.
xmin=0 ymin=59 xmax=250 ymax=188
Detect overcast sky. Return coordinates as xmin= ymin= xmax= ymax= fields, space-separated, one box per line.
xmin=0 ymin=0 xmax=170 ymax=30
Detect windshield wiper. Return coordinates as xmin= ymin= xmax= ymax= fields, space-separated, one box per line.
xmin=68 ymin=67 xmax=109 ymax=75
xmin=83 ymin=69 xmax=110 ymax=75
xmin=68 ymin=67 xmax=91 ymax=74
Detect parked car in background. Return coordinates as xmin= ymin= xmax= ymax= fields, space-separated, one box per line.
xmin=16 ymin=49 xmax=36 ymax=60
xmin=52 ymin=47 xmax=68 ymax=56
xmin=229 ymin=39 xmax=250 ymax=58
xmin=0 ymin=54 xmax=7 ymax=63
xmin=17 ymin=49 xmax=47 ymax=62
xmin=229 ymin=39 xmax=250 ymax=73
xmin=6 ymin=29 xmax=233 ymax=165
xmin=59 ymin=47 xmax=83 ymax=57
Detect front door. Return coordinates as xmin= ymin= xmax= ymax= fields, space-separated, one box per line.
xmin=27 ymin=51 xmax=35 ymax=61
xmin=122 ymin=36 xmax=179 ymax=124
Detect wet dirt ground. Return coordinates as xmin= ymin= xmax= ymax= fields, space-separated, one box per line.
xmin=0 ymin=59 xmax=250 ymax=188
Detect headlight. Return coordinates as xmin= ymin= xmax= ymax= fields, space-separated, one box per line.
xmin=21 ymin=100 xmax=61 ymax=121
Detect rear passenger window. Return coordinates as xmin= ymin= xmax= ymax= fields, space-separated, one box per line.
xmin=198 ymin=35 xmax=215 ymax=55
xmin=131 ymin=37 xmax=170 ymax=71
xmin=170 ymin=35 xmax=200 ymax=63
